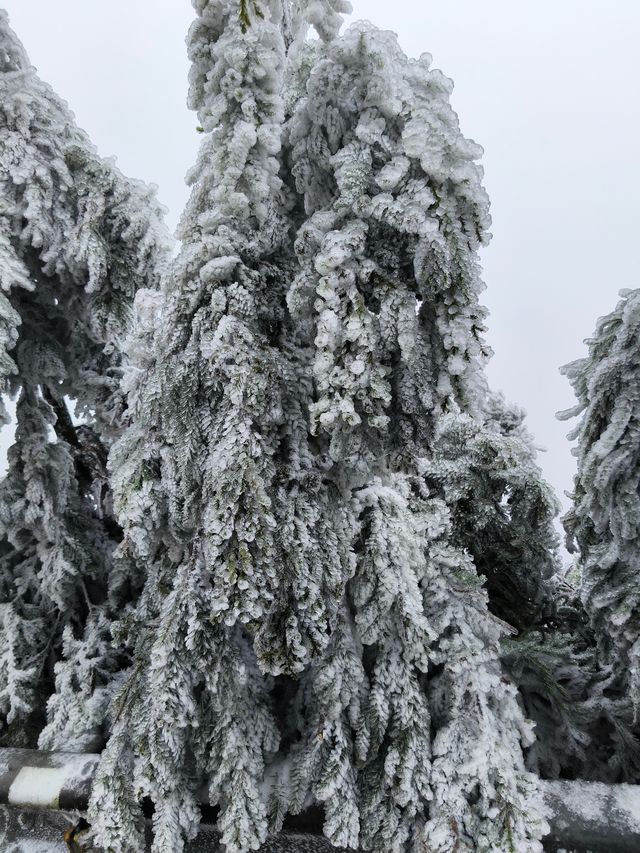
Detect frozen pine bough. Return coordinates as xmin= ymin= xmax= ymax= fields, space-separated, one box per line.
xmin=86 ymin=2 xmax=562 ymax=852
xmin=0 ymin=10 xmax=170 ymax=755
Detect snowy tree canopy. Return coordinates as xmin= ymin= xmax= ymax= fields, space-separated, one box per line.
xmin=84 ymin=3 xmax=560 ymax=852
xmin=0 ymin=9 xmax=170 ymax=752
xmin=561 ymin=288 xmax=640 ymax=719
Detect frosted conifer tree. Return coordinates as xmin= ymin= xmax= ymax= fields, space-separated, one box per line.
xmin=90 ymin=3 xmax=556 ymax=852
xmin=560 ymin=287 xmax=640 ymax=780
xmin=0 ymin=11 xmax=170 ymax=750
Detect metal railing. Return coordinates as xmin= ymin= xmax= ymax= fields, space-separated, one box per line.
xmin=1 ymin=748 xmax=639 ymax=852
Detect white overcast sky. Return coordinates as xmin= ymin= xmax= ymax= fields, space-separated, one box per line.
xmin=4 ymin=1 xmax=640 ymax=554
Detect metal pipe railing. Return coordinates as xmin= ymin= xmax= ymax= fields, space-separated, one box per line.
xmin=2 ymin=748 xmax=640 ymax=852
